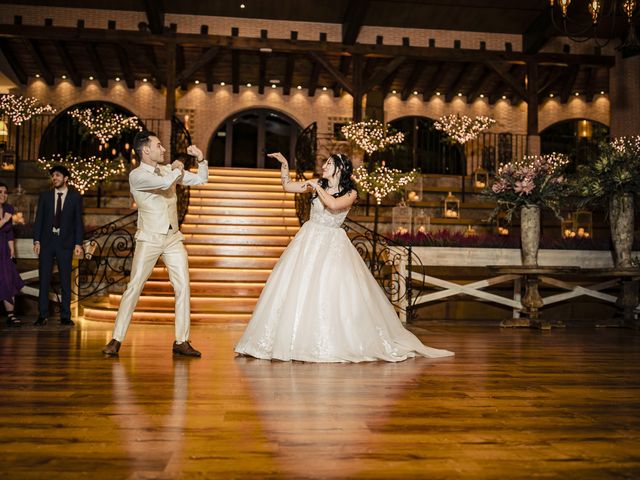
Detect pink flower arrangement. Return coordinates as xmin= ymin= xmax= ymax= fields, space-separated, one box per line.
xmin=484 ymin=153 xmax=570 ymax=221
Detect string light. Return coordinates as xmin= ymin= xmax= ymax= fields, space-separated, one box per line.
xmin=433 ymin=113 xmax=496 ymax=144
xmin=0 ymin=94 xmax=56 ymax=125
xmin=67 ymin=106 xmax=142 ymax=144
xmin=352 ymin=162 xmax=417 ymax=205
xmin=36 ymin=154 xmax=127 ymax=195
xmin=341 ymin=119 xmax=405 ymax=155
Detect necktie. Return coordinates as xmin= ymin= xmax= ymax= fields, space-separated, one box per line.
xmin=53 ymin=192 xmax=63 ymax=228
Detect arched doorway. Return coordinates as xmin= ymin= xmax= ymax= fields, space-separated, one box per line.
xmin=387 ymin=116 xmax=464 ymax=174
xmin=208 ymin=109 xmax=302 ymax=169
xmin=540 ymin=119 xmax=609 ymax=172
xmin=38 ymin=101 xmax=143 ymax=163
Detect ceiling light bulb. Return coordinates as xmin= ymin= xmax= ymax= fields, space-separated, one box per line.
xmin=297 ymin=85 xmax=302 ymax=89
xmin=246 ymin=83 xmax=252 ymax=87
xmin=195 ymin=80 xmax=200 ymax=84
xmin=220 ymin=81 xmax=226 ymax=86
xmin=271 ymin=84 xmax=276 ymax=88
xmin=115 ymin=77 xmax=120 ymax=82
xmin=89 ymin=76 xmax=94 ymax=80
xmin=61 ymin=75 xmax=67 ymax=79
xmin=479 ymin=94 xmax=485 ymax=98
xmin=322 ymin=86 xmax=327 ymax=91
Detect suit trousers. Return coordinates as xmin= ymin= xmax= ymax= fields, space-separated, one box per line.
xmin=38 ymin=237 xmax=73 ymax=319
xmin=112 ymin=230 xmax=191 ymax=343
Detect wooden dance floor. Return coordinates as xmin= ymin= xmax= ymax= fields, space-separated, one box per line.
xmin=1 ymin=320 xmax=639 ymax=479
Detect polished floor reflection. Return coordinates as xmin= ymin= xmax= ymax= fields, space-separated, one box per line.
xmin=0 ymin=321 xmax=639 ymax=479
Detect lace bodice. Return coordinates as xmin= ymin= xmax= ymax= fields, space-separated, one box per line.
xmin=309 ymin=198 xmax=349 ymax=228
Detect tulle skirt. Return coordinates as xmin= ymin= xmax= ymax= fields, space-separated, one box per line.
xmin=234 ymin=220 xmax=454 ymax=363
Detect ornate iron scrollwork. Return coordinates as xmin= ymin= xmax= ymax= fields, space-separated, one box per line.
xmin=172 ymin=115 xmax=193 ymax=226
xmin=72 ymin=212 xmax=137 ymax=302
xmin=343 ymin=217 xmax=426 ymax=322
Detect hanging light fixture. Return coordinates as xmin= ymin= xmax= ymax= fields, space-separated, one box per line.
xmin=549 ymin=0 xmax=639 ymax=54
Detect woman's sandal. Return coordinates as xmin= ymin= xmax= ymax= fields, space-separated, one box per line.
xmin=6 ymin=313 xmax=21 ymax=327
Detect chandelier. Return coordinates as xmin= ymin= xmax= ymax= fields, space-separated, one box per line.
xmin=549 ymin=0 xmax=640 ymax=54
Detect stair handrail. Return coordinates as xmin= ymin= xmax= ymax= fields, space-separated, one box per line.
xmin=343 ymin=216 xmax=425 ymax=322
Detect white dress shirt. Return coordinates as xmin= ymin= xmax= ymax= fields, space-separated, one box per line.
xmin=130 ymin=161 xmax=208 ymax=238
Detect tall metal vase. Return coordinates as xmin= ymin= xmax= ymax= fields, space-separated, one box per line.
xmin=609 ymin=193 xmax=635 ymax=268
xmin=520 ymin=204 xmax=541 ymax=266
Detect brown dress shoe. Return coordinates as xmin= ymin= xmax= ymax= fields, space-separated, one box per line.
xmin=102 ymin=339 xmax=121 ymax=356
xmin=172 ymin=341 xmax=201 ymax=357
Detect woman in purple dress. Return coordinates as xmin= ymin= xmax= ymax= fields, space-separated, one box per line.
xmin=0 ymin=182 xmax=24 ymax=326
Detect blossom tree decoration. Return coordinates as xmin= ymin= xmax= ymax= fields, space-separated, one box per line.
xmin=36 ymin=154 xmax=127 ymax=194
xmin=433 ymin=113 xmax=496 ymax=144
xmin=352 ymin=163 xmax=417 ymax=205
xmin=484 ymin=153 xmax=570 ymax=221
xmin=67 ymin=106 xmax=143 ymax=144
xmin=0 ymin=94 xmax=56 ymax=125
xmin=341 ymin=119 xmax=405 ymax=155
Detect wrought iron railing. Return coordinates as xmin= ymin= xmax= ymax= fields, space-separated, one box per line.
xmin=172 ymin=116 xmax=193 ymax=225
xmin=343 ymin=217 xmax=426 ymax=322
xmin=71 ymin=211 xmax=137 ymax=302
xmin=293 ymin=122 xmax=317 ymax=225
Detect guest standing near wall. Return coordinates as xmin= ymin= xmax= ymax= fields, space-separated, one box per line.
xmin=33 ymin=166 xmax=84 ymax=326
xmin=0 ymin=182 xmax=25 ymax=327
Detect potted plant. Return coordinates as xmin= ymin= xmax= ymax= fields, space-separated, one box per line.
xmin=575 ymin=135 xmax=640 ymax=268
xmin=483 ymin=153 xmax=570 ymax=266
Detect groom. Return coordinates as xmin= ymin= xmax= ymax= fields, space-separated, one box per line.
xmin=102 ymin=131 xmax=208 ymax=357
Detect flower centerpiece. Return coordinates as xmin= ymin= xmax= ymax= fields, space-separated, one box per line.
xmin=484 ymin=153 xmax=570 ymax=265
xmin=575 ymin=135 xmax=640 ymax=267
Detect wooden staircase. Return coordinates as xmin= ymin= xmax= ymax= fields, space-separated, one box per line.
xmin=82 ymin=167 xmax=298 ymax=324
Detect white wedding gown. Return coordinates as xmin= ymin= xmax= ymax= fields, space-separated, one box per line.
xmin=234 ymin=198 xmax=454 ymax=362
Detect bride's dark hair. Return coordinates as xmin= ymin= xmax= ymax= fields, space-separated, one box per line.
xmin=314 ymin=153 xmax=357 ymax=199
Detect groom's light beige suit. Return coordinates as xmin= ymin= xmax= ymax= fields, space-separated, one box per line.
xmin=111 ymin=161 xmax=208 ymax=342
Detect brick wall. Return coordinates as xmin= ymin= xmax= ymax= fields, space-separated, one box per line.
xmin=609 ymin=51 xmax=640 ymax=137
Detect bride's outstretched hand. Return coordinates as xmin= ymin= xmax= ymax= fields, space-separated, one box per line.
xmin=267 ymin=152 xmax=288 ymax=165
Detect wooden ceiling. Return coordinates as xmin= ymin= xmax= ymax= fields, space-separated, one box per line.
xmin=0 ymin=0 xmax=629 ymax=108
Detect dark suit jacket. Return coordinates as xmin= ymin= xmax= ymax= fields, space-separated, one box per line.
xmin=34 ymin=188 xmax=84 ymax=250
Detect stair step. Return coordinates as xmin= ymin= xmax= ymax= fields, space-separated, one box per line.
xmin=150 ymin=266 xmax=272 ymax=282
xmin=196 ymin=183 xmax=284 ymax=192
xmin=182 ymin=214 xmax=299 ymax=226
xmin=143 ymin=281 xmax=265 ymax=296
xmin=83 ymin=308 xmax=251 ymax=324
xmin=190 ymin=190 xmax=294 ymax=200
xmin=183 ymin=234 xmax=293 ymax=246
xmin=209 ymin=167 xmax=281 ymax=177
xmin=187 ymin=206 xmax=296 ymax=217
xmin=187 ymin=198 xmax=295 ymax=208
xmin=184 ymin=244 xmax=286 ymax=256
xmin=108 ymin=294 xmax=258 ymax=312
xmin=181 ymin=224 xmax=299 ymax=236
xmin=208 ymin=175 xmax=283 ymax=185
xmin=163 ymin=255 xmax=279 ymax=269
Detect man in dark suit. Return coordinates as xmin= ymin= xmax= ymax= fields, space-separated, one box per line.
xmin=33 ymin=165 xmax=84 ymax=326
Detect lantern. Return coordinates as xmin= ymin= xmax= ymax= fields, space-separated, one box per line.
xmin=442 ymin=192 xmax=460 ymax=218
xmin=413 ymin=209 xmax=430 ymax=235
xmin=495 ymin=212 xmax=510 ymax=236
xmin=472 ymin=167 xmax=489 ymax=191
xmin=405 ymin=175 xmax=423 ymax=203
xmin=561 ymin=213 xmax=575 ymax=238
xmin=392 ymin=204 xmax=413 ymax=236
xmin=574 ymin=209 xmax=592 ymax=238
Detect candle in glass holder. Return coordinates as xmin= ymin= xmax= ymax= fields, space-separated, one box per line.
xmin=577 ymin=227 xmax=585 ymax=237
xmin=417 ymin=225 xmax=427 ymax=234
xmin=474 ymin=180 xmax=486 ymax=189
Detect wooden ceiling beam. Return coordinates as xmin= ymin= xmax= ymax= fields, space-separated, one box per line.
xmin=487 ymin=64 xmax=516 ymax=103
xmin=401 ymin=61 xmax=425 ymax=100
xmin=0 ymin=39 xmax=26 ymax=84
xmin=421 ymin=62 xmax=448 ymax=100
xmin=342 ymin=0 xmax=369 ymax=45
xmin=85 ymin=42 xmax=108 ymax=87
xmin=140 ymin=44 xmax=163 ymax=88
xmin=176 ymin=46 xmax=220 ymax=85
xmin=143 ymin=0 xmax=165 ymax=35
xmin=466 ymin=66 xmax=492 ymax=103
xmin=537 ymin=66 xmax=565 ymax=98
xmin=258 ymin=52 xmax=267 ymax=94
xmin=283 ymin=54 xmax=295 ymax=95
xmin=308 ymin=51 xmax=353 ymax=95
xmin=114 ymin=43 xmax=135 ymax=88
xmin=0 ymin=25 xmax=615 ymax=68
xmin=176 ymin=44 xmax=187 ymax=90
xmin=560 ymin=64 xmax=580 ymax=103
xmin=54 ymin=41 xmax=81 ymax=86
xmin=523 ymin=10 xmax=556 ymax=53
xmin=307 ymin=57 xmax=321 ymax=96
xmin=23 ymin=39 xmax=53 ymax=85
xmin=362 ymin=55 xmax=405 ymax=92
xmin=585 ymin=67 xmax=596 ymax=102
xmin=486 ymin=61 xmax=527 ymax=101
xmin=445 ymin=62 xmax=474 ymax=102
xmin=232 ymin=50 xmax=240 ymax=93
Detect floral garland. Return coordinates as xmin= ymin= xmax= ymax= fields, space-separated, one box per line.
xmin=433 ymin=113 xmax=496 ymax=144
xmin=36 ymin=154 xmax=127 ymax=194
xmin=484 ymin=153 xmax=570 ymax=221
xmin=352 ymin=162 xmax=417 ymax=205
xmin=67 ymin=106 xmax=142 ymax=144
xmin=341 ymin=119 xmax=405 ymax=155
xmin=0 ymin=94 xmax=56 ymax=125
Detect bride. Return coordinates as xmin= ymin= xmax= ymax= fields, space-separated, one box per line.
xmin=234 ymin=152 xmax=454 ymax=362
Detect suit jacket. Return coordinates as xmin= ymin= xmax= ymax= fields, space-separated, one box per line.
xmin=34 ymin=188 xmax=84 ymax=250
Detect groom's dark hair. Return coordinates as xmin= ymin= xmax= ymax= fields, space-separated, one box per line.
xmin=133 ymin=130 xmax=157 ymax=160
